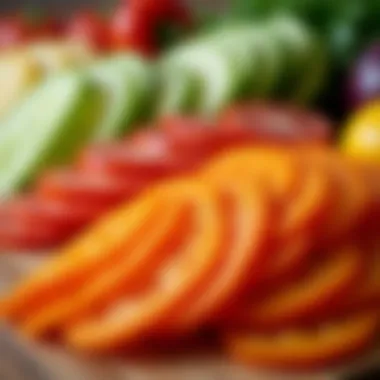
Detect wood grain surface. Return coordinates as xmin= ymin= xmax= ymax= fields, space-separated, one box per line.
xmin=0 ymin=253 xmax=379 ymax=380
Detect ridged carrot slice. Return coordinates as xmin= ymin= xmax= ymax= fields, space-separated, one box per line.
xmin=225 ymin=312 xmax=377 ymax=370
xmin=1 ymin=190 xmax=162 ymax=322
xmin=233 ymin=245 xmax=365 ymax=329
xmin=202 ymin=147 xmax=299 ymax=202
xmin=304 ymin=148 xmax=371 ymax=245
xmin=171 ymin=179 xmax=271 ymax=331
xmin=65 ymin=180 xmax=223 ymax=352
xmin=20 ymin=188 xmax=190 ymax=338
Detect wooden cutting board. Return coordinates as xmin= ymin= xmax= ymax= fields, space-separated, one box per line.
xmin=1 ymin=253 xmax=379 ymax=380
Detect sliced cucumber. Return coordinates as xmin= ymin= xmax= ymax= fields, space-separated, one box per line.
xmin=267 ymin=14 xmax=327 ymax=102
xmin=202 ymin=24 xmax=283 ymax=99
xmin=157 ymin=63 xmax=201 ymax=116
xmin=166 ymin=45 xmax=237 ymax=115
xmin=0 ymin=72 xmax=103 ymax=198
xmin=291 ymin=35 xmax=328 ymax=104
xmin=89 ymin=54 xmax=155 ymax=140
xmin=225 ymin=26 xmax=282 ymax=98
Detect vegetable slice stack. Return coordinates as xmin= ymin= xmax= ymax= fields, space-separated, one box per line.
xmin=0 ymin=102 xmax=332 ymax=250
xmin=1 ymin=144 xmax=379 ymax=372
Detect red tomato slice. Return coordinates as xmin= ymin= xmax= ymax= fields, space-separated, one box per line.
xmin=65 ymin=180 xmax=224 ymax=352
xmin=219 ymin=102 xmax=333 ymax=144
xmin=0 ymin=195 xmax=114 ymax=250
xmin=0 ymin=214 xmax=68 ymax=250
xmin=36 ymin=169 xmax=147 ymax=206
xmin=160 ymin=116 xmax=246 ymax=158
xmin=77 ymin=141 xmax=196 ymax=180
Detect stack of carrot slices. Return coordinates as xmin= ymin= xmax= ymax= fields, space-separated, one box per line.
xmin=1 ymin=145 xmax=379 ymax=371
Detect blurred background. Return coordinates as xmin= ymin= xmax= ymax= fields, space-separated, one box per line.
xmin=1 ymin=1 xmax=380 ymax=379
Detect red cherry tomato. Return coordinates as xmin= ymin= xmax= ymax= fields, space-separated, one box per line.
xmin=109 ymin=4 xmax=155 ymax=56
xmin=0 ymin=15 xmax=30 ymax=49
xmin=130 ymin=0 xmax=192 ymax=27
xmin=66 ymin=10 xmax=109 ymax=52
xmin=33 ymin=16 xmax=64 ymax=39
xmin=219 ymin=102 xmax=333 ymax=144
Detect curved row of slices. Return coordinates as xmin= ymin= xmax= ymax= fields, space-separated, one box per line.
xmin=1 ymin=144 xmax=379 ymax=371
xmin=0 ymin=14 xmax=326 ymax=198
xmin=0 ymin=102 xmax=332 ymax=250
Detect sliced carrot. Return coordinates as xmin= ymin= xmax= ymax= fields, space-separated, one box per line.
xmin=355 ymin=162 xmax=380 ymax=239
xmin=202 ymin=147 xmax=300 ymax=202
xmin=233 ymin=245 xmax=365 ymax=330
xmin=259 ymin=233 xmax=312 ymax=288
xmin=19 ymin=189 xmax=191 ymax=338
xmin=344 ymin=242 xmax=380 ymax=312
xmin=170 ymin=179 xmax=271 ymax=331
xmin=64 ymin=180 xmax=223 ymax=352
xmin=279 ymin=155 xmax=333 ymax=237
xmin=304 ymin=148 xmax=371 ymax=245
xmin=225 ymin=312 xmax=378 ymax=370
xmin=1 ymin=190 xmax=163 ymax=323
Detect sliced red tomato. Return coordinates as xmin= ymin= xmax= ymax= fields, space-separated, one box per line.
xmin=160 ymin=116 xmax=244 ymax=158
xmin=219 ymin=102 xmax=333 ymax=144
xmin=64 ymin=180 xmax=223 ymax=352
xmin=0 ymin=215 xmax=68 ymax=250
xmin=77 ymin=141 xmax=197 ymax=180
xmin=0 ymin=195 xmax=111 ymax=240
xmin=225 ymin=312 xmax=378 ymax=370
xmin=35 ymin=169 xmax=146 ymax=207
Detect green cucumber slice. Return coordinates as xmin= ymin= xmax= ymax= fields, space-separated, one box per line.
xmin=267 ymin=14 xmax=327 ymax=103
xmin=157 ymin=63 xmax=201 ymax=116
xmin=166 ymin=45 xmax=237 ymax=115
xmin=204 ymin=24 xmax=283 ymax=99
xmin=89 ymin=54 xmax=155 ymax=140
xmin=226 ymin=27 xmax=282 ymax=98
xmin=0 ymin=72 xmax=103 ymax=198
xmin=291 ymin=36 xmax=328 ymax=104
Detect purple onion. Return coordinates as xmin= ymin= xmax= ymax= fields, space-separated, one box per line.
xmin=347 ymin=42 xmax=380 ymax=109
